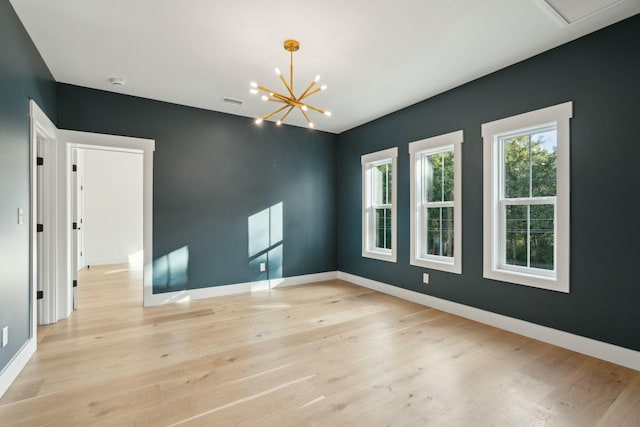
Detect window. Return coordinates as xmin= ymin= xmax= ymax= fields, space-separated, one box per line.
xmin=482 ymin=102 xmax=572 ymax=292
xmin=362 ymin=147 xmax=397 ymax=262
xmin=409 ymin=131 xmax=463 ymax=273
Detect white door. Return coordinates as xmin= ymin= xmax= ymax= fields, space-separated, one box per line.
xmin=71 ymin=149 xmax=79 ymax=310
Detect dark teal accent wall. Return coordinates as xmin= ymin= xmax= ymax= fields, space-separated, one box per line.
xmin=56 ymin=85 xmax=337 ymax=293
xmin=0 ymin=0 xmax=57 ymax=371
xmin=337 ymin=15 xmax=640 ymax=351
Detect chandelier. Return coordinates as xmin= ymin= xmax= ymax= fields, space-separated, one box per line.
xmin=250 ymin=39 xmax=330 ymax=128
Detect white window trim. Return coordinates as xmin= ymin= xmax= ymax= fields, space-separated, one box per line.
xmin=362 ymin=147 xmax=398 ymax=263
xmin=482 ymin=102 xmax=572 ymax=292
xmin=409 ymin=130 xmax=463 ymax=274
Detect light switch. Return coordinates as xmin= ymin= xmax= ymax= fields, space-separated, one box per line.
xmin=18 ymin=208 xmax=24 ymax=225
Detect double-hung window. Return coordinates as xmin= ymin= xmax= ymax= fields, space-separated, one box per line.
xmin=482 ymin=102 xmax=572 ymax=292
xmin=362 ymin=147 xmax=397 ymax=262
xmin=409 ymin=131 xmax=463 ymax=273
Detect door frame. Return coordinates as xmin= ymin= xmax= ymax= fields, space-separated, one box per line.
xmin=58 ymin=130 xmax=155 ymax=314
xmin=30 ymin=100 xmax=58 ymax=326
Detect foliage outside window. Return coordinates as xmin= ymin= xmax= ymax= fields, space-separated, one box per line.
xmin=362 ymin=147 xmax=398 ymax=262
xmin=482 ymin=102 xmax=572 ymax=292
xmin=409 ymin=131 xmax=463 ymax=274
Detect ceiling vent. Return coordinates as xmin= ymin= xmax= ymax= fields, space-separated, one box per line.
xmin=541 ymin=0 xmax=623 ymax=24
xmin=221 ymin=97 xmax=244 ymax=106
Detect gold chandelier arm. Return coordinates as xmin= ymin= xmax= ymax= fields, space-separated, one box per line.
xmin=301 ymin=103 xmax=325 ymax=115
xmin=261 ymin=105 xmax=289 ymax=121
xmin=299 ymin=87 xmax=321 ymax=101
xmin=257 ymin=84 xmax=283 ymax=96
xmin=268 ymin=97 xmax=286 ymax=103
xmin=278 ymin=106 xmax=295 ymax=123
xmin=298 ymin=80 xmax=316 ymax=101
xmin=299 ymin=107 xmax=313 ymax=125
xmin=278 ymin=75 xmax=296 ymax=99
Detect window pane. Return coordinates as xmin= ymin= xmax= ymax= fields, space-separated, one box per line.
xmin=531 ymin=131 xmax=557 ymax=197
xmin=530 ymin=204 xmax=554 ymax=270
xmin=372 ymin=163 xmax=391 ymax=205
xmin=426 ymin=154 xmax=442 ymax=202
xmin=442 ymin=207 xmax=454 ymax=257
xmin=375 ymin=208 xmax=392 ymax=249
xmin=504 ymin=136 xmax=530 ymax=199
xmin=426 ymin=207 xmax=441 ymax=255
xmin=443 ymin=151 xmax=454 ymax=202
xmin=505 ymin=205 xmax=527 ymax=266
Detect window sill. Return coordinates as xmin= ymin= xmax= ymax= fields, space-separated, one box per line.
xmin=362 ymin=250 xmax=396 ymax=263
xmin=483 ymin=267 xmax=568 ymax=293
xmin=410 ymin=257 xmax=461 ymax=274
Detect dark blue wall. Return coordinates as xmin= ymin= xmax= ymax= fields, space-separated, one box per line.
xmin=337 ymin=15 xmax=640 ymax=352
xmin=56 ymin=85 xmax=337 ymax=293
xmin=0 ymin=1 xmax=57 ymax=371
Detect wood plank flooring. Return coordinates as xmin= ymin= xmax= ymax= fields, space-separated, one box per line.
xmin=1 ymin=264 xmax=638 ymax=426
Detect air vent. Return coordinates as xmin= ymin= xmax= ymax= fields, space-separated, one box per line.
xmin=221 ymin=97 xmax=244 ymax=106
xmin=542 ymin=0 xmax=622 ymax=24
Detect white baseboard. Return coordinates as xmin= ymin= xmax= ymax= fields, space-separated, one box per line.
xmin=0 ymin=338 xmax=36 ymax=399
xmin=85 ymin=257 xmax=130 ymax=266
xmin=338 ymin=272 xmax=640 ymax=371
xmin=144 ymin=271 xmax=338 ymax=306
xmin=270 ymin=271 xmax=338 ymax=288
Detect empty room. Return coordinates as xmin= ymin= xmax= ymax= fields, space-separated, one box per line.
xmin=1 ymin=1 xmax=639 ymax=425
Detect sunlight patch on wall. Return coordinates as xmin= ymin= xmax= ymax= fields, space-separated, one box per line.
xmin=153 ymin=246 xmax=189 ymax=291
xmin=248 ymin=202 xmax=284 ymax=284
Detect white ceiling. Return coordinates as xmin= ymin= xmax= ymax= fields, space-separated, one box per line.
xmin=9 ymin=0 xmax=640 ymax=133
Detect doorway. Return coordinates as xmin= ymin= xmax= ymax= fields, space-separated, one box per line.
xmin=61 ymin=131 xmax=155 ymax=314
xmin=72 ymin=147 xmax=144 ymax=308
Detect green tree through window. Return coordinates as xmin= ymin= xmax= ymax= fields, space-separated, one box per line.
xmin=502 ymin=131 xmax=556 ymax=270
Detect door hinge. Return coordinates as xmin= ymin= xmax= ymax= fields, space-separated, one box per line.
xmin=72 ymin=164 xmax=77 ymax=172
xmin=37 ymin=290 xmax=43 ymax=299
xmin=73 ymin=280 xmax=78 ymax=288
xmin=37 ymin=157 xmax=44 ymax=166
xmin=37 ymin=224 xmax=44 ymax=232
xmin=72 ymin=222 xmax=77 ymax=230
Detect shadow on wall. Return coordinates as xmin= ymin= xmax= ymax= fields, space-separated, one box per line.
xmin=248 ymin=202 xmax=283 ymax=282
xmin=153 ymin=246 xmax=189 ymax=292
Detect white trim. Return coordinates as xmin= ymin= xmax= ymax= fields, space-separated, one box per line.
xmin=361 ymin=147 xmax=398 ymax=263
xmin=57 ymin=130 xmax=155 ymax=312
xmin=84 ymin=257 xmax=132 ymax=266
xmin=337 ymin=272 xmax=640 ymax=371
xmin=30 ymin=100 xmax=59 ymax=326
xmin=270 ymin=271 xmax=338 ymax=288
xmin=409 ymin=130 xmax=463 ymax=274
xmin=144 ymin=271 xmax=339 ymax=306
xmin=482 ymin=102 xmax=572 ymax=292
xmin=0 ymin=338 xmax=36 ymax=399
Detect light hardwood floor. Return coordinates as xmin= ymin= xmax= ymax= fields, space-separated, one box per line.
xmin=1 ymin=264 xmax=639 ymax=426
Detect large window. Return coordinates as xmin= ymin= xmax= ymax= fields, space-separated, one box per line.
xmin=409 ymin=131 xmax=463 ymax=273
xmin=362 ymin=147 xmax=397 ymax=262
xmin=482 ymin=102 xmax=572 ymax=292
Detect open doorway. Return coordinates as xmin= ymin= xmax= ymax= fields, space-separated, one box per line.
xmin=60 ymin=130 xmax=155 ymax=315
xmin=72 ymin=147 xmax=144 ymax=308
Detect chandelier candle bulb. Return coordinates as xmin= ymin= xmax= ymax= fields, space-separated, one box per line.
xmin=250 ymin=39 xmax=330 ymax=128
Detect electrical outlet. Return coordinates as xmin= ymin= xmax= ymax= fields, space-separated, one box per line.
xmin=2 ymin=326 xmax=8 ymax=347
xmin=423 ymin=273 xmax=430 ymax=284
xmin=259 ymin=262 xmax=266 ymax=272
